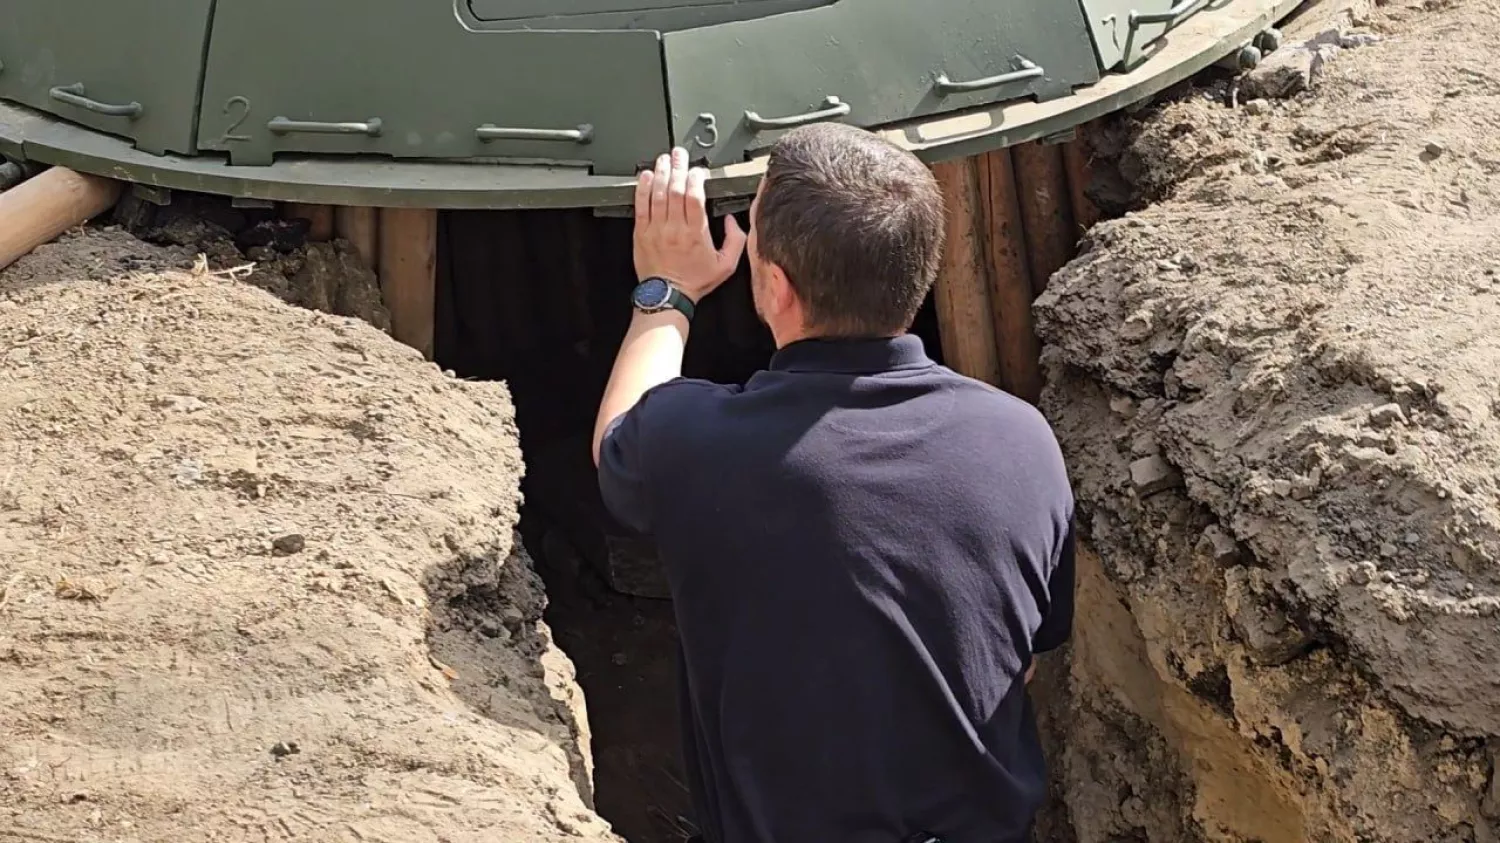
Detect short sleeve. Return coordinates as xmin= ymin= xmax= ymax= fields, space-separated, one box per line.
xmin=597 ymin=378 xmax=740 ymax=537
xmin=1033 ymin=517 xmax=1076 ymax=654
xmin=597 ymin=404 xmax=655 ymax=536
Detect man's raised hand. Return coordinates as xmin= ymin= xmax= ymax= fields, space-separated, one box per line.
xmin=633 ymin=147 xmax=747 ymax=303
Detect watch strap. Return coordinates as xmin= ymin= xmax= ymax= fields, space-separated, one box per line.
xmin=666 ymin=286 xmax=696 ymax=322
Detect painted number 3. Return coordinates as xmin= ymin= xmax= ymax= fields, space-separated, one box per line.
xmin=220 ymin=96 xmax=251 ymax=143
xmin=693 ymin=112 xmax=719 ymax=149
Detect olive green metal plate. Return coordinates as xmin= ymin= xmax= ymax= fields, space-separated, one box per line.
xmin=662 ymin=0 xmax=1101 ymax=168
xmin=2 ymin=0 xmax=1300 ymax=210
xmin=1080 ymin=0 xmax=1215 ymax=71
xmin=0 ymin=0 xmax=215 ymax=156
xmin=197 ymin=0 xmax=670 ymax=175
xmin=467 ymin=0 xmax=834 ymax=31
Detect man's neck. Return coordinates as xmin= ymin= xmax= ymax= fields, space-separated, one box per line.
xmin=771 ymin=327 xmax=903 ymax=349
xmin=770 ymin=323 xmax=813 ymax=349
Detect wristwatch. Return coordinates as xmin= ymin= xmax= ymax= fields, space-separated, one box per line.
xmin=630 ymin=276 xmax=696 ymax=322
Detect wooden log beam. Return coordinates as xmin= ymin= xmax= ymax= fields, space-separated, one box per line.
xmin=335 ymin=206 xmax=379 ymax=271
xmin=378 ymin=207 xmax=438 ymax=359
xmin=0 ymin=166 xmax=123 ymax=273
xmin=1010 ymin=141 xmax=1076 ymax=297
xmin=1061 ymin=123 xmax=1102 ymax=237
xmin=978 ymin=150 xmax=1044 ymax=405
xmin=930 ymin=158 xmax=1003 ymax=387
xmin=283 ymin=202 xmax=335 ymax=242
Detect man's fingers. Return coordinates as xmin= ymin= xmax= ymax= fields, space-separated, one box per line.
xmin=650 ymin=153 xmax=671 ymax=221
xmin=717 ymin=213 xmax=749 ymax=277
xmin=684 ymin=166 xmax=709 ymax=230
xmin=637 ymin=149 xmax=741 ymax=292
xmin=666 ymin=148 xmax=690 ymax=224
xmin=635 ymin=169 xmax=654 ymax=225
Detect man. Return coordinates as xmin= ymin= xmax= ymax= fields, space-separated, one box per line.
xmin=591 ymin=124 xmax=1075 ymax=843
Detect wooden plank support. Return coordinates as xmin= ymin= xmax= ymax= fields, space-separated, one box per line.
xmin=1061 ymin=122 xmax=1102 ymax=237
xmin=0 ymin=166 xmax=123 ymax=273
xmin=977 ymin=150 xmax=1044 ymax=405
xmin=378 ymin=207 xmax=438 ymax=359
xmin=282 ymin=202 xmax=335 ymax=242
xmin=1010 ymin=141 xmax=1076 ymax=297
xmin=335 ymin=205 xmax=379 ymax=271
xmin=930 ymin=158 xmax=1003 ymax=387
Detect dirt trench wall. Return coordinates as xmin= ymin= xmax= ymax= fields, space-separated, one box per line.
xmin=1029 ymin=2 xmax=1500 ymax=841
xmin=0 ymin=231 xmax=619 ymax=842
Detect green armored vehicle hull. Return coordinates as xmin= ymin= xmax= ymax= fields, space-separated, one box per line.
xmin=0 ymin=0 xmax=1298 ymax=208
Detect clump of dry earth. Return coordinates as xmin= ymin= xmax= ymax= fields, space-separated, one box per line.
xmin=0 ymin=230 xmax=620 ymax=842
xmin=1032 ymin=0 xmax=1500 ymax=841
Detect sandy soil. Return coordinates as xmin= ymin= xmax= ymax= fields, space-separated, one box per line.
xmin=1032 ymin=0 xmax=1500 ymax=840
xmin=0 ymin=229 xmax=619 ymax=843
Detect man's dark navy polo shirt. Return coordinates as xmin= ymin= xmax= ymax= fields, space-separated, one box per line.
xmin=597 ymin=334 xmax=1075 ymax=843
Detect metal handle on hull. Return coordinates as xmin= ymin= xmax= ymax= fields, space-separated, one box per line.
xmin=476 ymin=123 xmax=594 ymax=144
xmin=267 ymin=117 xmax=383 ymax=137
xmin=49 ymin=83 xmax=143 ymax=118
xmin=743 ymin=96 xmax=851 ymax=132
xmin=1128 ymin=0 xmax=1208 ymax=32
xmin=934 ymin=57 xmax=1044 ymax=96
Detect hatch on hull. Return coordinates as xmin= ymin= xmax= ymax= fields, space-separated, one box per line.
xmin=1080 ymin=0 xmax=1215 ymax=71
xmin=0 ymin=0 xmax=215 ymax=156
xmin=196 ymin=0 xmax=672 ymax=174
xmin=662 ymin=0 xmax=1101 ymax=168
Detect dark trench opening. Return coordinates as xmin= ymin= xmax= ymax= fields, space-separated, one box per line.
xmin=432 ymin=208 xmax=948 ymax=843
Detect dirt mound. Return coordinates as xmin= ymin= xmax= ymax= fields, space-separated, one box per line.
xmin=0 ymin=230 xmax=618 ymax=842
xmin=1032 ymin=2 xmax=1500 ymax=841
xmin=112 ymin=192 xmax=392 ymax=332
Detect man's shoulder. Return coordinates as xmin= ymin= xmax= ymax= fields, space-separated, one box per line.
xmin=635 ymin=376 xmax=740 ymax=414
xmin=602 ymin=376 xmax=738 ymax=451
xmin=925 ymin=366 xmax=1069 ymax=483
xmin=931 ymin=365 xmax=1053 ymax=426
xmin=596 ymin=377 xmax=742 ymax=535
xmin=618 ymin=377 xmax=745 ymax=441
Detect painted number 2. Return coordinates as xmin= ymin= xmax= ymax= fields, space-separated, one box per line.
xmin=220 ymin=96 xmax=252 ymax=143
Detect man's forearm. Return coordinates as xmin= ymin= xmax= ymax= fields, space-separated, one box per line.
xmin=595 ymin=145 xmax=743 ymax=466
xmin=591 ymin=309 xmax=690 ymax=466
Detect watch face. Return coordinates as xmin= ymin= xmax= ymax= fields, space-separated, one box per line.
xmin=632 ymin=277 xmax=671 ymax=310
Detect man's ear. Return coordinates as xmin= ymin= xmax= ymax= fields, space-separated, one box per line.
xmin=768 ymin=265 xmax=797 ymax=314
